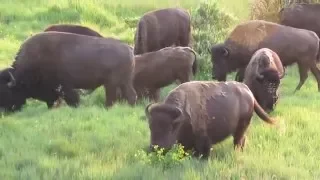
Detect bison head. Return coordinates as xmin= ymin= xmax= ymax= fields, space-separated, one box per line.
xmin=255 ymin=68 xmax=281 ymax=113
xmin=210 ymin=43 xmax=232 ymax=81
xmin=0 ymin=68 xmax=27 ymax=112
xmin=145 ymin=102 xmax=183 ymax=152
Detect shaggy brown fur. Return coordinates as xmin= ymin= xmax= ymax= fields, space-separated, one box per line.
xmin=133 ymin=8 xmax=192 ymax=55
xmin=133 ymin=46 xmax=197 ymax=102
xmin=145 ymin=81 xmax=276 ymax=159
xmin=211 ymin=20 xmax=320 ymax=92
xmin=244 ymin=48 xmax=285 ymax=113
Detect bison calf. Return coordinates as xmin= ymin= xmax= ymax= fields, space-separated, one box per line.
xmin=145 ymin=81 xmax=276 ymax=159
xmin=133 ymin=46 xmax=197 ymax=102
xmin=244 ymin=48 xmax=285 ymax=113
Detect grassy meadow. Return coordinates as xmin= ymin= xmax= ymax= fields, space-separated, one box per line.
xmin=1 ymin=0 xmax=320 ymax=179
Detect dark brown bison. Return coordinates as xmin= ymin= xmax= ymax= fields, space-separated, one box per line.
xmin=211 ymin=20 xmax=320 ymax=92
xmin=0 ymin=32 xmax=137 ymax=111
xmin=44 ymin=24 xmax=103 ymax=37
xmin=133 ymin=8 xmax=192 ymax=55
xmin=145 ymin=81 xmax=276 ymax=159
xmin=133 ymin=46 xmax=197 ymax=102
xmin=243 ymin=48 xmax=285 ymax=113
xmin=279 ymin=3 xmax=320 ymax=43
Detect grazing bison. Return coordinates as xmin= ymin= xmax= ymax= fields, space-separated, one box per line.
xmin=145 ymin=81 xmax=276 ymax=159
xmin=279 ymin=3 xmax=320 ymax=41
xmin=0 ymin=68 xmax=26 ymax=112
xmin=44 ymin=24 xmax=103 ymax=37
xmin=0 ymin=32 xmax=137 ymax=111
xmin=243 ymin=48 xmax=285 ymax=113
xmin=210 ymin=20 xmax=320 ymax=92
xmin=133 ymin=8 xmax=192 ymax=55
xmin=133 ymin=46 xmax=197 ymax=102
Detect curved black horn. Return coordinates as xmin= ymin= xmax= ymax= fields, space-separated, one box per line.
xmin=223 ymin=48 xmax=229 ymax=57
xmin=279 ymin=66 xmax=286 ymax=79
xmin=7 ymin=71 xmax=16 ymax=87
xmin=145 ymin=103 xmax=154 ymax=119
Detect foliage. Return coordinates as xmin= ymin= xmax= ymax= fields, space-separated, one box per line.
xmin=134 ymin=144 xmax=192 ymax=170
xmin=191 ymin=0 xmax=236 ymax=79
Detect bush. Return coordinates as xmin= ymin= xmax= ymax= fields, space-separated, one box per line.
xmin=249 ymin=0 xmax=320 ymax=23
xmin=190 ymin=1 xmax=236 ymax=80
xmin=134 ymin=144 xmax=192 ymax=170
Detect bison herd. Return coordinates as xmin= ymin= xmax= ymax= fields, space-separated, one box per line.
xmin=0 ymin=3 xmax=320 ymax=159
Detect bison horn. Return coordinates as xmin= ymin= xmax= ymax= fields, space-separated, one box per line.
xmin=223 ymin=47 xmax=229 ymax=57
xmin=145 ymin=103 xmax=154 ymax=119
xmin=7 ymin=71 xmax=16 ymax=88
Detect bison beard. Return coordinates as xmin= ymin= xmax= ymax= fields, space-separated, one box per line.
xmin=259 ymin=69 xmax=281 ymax=109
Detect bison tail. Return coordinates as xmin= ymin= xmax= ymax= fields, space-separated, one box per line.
xmin=253 ymin=99 xmax=275 ymax=125
xmin=133 ymin=20 xmax=144 ymax=55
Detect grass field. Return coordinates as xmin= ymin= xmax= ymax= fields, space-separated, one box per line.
xmin=1 ymin=0 xmax=320 ymax=179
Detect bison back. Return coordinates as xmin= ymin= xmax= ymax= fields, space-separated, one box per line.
xmin=165 ymin=81 xmax=255 ymax=144
xmin=44 ymin=24 xmax=103 ymax=37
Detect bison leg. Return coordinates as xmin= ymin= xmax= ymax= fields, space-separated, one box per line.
xmin=235 ymin=68 xmax=245 ymax=82
xmin=52 ymin=97 xmax=64 ymax=108
xmin=62 ymin=87 xmax=80 ymax=107
xmin=309 ymin=61 xmax=320 ymax=92
xmin=233 ymin=116 xmax=252 ymax=151
xmin=294 ymin=63 xmax=309 ymax=92
xmin=104 ymin=84 xmax=117 ymax=108
xmin=120 ymin=83 xmax=137 ymax=106
xmin=148 ymin=89 xmax=161 ymax=102
xmin=193 ymin=134 xmax=212 ymax=160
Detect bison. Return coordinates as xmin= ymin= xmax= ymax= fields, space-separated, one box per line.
xmin=210 ymin=20 xmax=320 ymax=92
xmin=133 ymin=8 xmax=192 ymax=55
xmin=145 ymin=81 xmax=276 ymax=159
xmin=243 ymin=48 xmax=285 ymax=113
xmin=0 ymin=31 xmax=137 ymax=112
xmin=279 ymin=3 xmax=320 ymax=40
xmin=44 ymin=24 xmax=103 ymax=37
xmin=133 ymin=46 xmax=197 ymax=102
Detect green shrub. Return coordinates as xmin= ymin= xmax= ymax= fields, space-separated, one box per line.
xmin=191 ymin=1 xmax=236 ymax=80
xmin=134 ymin=144 xmax=192 ymax=170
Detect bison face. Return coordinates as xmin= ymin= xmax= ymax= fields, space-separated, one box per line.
xmin=210 ymin=44 xmax=230 ymax=81
xmin=256 ymin=69 xmax=281 ymax=113
xmin=0 ymin=68 xmax=26 ymax=112
xmin=145 ymin=103 xmax=183 ymax=152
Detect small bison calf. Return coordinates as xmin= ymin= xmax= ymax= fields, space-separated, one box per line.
xmin=145 ymin=81 xmax=276 ymax=159
xmin=134 ymin=46 xmax=197 ymax=102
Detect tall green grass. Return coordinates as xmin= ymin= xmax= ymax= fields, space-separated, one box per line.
xmin=1 ymin=0 xmax=320 ymax=179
